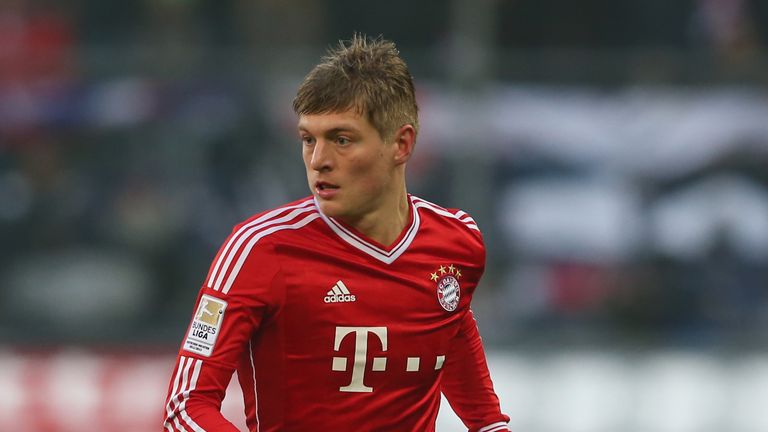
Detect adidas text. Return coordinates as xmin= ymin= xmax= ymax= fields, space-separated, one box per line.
xmin=324 ymin=294 xmax=356 ymax=303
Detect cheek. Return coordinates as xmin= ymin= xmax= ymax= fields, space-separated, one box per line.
xmin=351 ymin=155 xmax=390 ymax=189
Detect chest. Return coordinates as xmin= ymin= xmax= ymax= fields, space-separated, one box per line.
xmin=285 ymin=244 xmax=469 ymax=318
xmin=275 ymin=240 xmax=475 ymax=365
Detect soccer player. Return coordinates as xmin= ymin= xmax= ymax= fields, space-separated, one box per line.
xmin=163 ymin=34 xmax=510 ymax=432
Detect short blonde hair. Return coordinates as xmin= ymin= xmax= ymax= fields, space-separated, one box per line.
xmin=293 ymin=34 xmax=419 ymax=141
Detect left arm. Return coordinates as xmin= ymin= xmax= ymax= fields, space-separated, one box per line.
xmin=441 ymin=308 xmax=510 ymax=432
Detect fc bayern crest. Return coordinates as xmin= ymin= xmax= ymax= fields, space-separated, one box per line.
xmin=430 ymin=264 xmax=462 ymax=312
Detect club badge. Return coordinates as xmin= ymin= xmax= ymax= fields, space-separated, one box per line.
xmin=429 ymin=264 xmax=462 ymax=312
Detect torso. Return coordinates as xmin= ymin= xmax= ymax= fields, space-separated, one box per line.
xmin=242 ymin=196 xmax=484 ymax=431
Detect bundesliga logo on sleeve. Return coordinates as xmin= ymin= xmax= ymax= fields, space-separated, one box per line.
xmin=183 ymin=295 xmax=227 ymax=357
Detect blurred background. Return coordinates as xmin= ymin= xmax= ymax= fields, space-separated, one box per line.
xmin=1 ymin=0 xmax=768 ymax=431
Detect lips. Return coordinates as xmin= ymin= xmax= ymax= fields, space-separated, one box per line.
xmin=315 ymin=181 xmax=340 ymax=199
xmin=316 ymin=181 xmax=339 ymax=191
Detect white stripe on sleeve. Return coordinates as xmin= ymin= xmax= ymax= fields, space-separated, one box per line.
xmin=478 ymin=421 xmax=510 ymax=432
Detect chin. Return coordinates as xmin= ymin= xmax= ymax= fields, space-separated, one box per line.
xmin=316 ymin=199 xmax=344 ymax=218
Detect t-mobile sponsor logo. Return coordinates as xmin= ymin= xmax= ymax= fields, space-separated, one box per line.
xmin=331 ymin=326 xmax=446 ymax=393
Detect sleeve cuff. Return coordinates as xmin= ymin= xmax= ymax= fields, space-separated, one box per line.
xmin=477 ymin=421 xmax=510 ymax=432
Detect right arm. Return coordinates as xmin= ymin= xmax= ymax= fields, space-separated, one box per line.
xmin=163 ymin=227 xmax=281 ymax=432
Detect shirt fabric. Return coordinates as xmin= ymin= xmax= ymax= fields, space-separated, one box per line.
xmin=164 ymin=195 xmax=510 ymax=432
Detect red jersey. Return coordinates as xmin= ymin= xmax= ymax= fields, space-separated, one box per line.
xmin=163 ymin=195 xmax=510 ymax=432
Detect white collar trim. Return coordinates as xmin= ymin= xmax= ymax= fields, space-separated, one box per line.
xmin=314 ymin=196 xmax=420 ymax=264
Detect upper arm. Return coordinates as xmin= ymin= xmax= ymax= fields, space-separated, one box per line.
xmin=164 ymin=230 xmax=283 ymax=431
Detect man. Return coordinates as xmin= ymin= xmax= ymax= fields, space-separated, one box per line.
xmin=163 ymin=34 xmax=510 ymax=432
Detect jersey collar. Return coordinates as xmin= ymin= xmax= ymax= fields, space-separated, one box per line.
xmin=314 ymin=196 xmax=420 ymax=264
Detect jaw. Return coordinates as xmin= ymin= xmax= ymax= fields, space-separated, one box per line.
xmin=315 ymin=197 xmax=349 ymax=220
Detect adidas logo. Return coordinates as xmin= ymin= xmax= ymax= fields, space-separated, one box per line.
xmin=324 ymin=280 xmax=356 ymax=303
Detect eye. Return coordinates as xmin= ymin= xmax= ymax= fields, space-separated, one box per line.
xmin=301 ymin=136 xmax=315 ymax=146
xmin=336 ymin=136 xmax=351 ymax=146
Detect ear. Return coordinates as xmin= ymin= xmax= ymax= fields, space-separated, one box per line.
xmin=392 ymin=124 xmax=416 ymax=165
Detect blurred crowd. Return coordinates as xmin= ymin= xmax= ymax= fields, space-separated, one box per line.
xmin=1 ymin=0 xmax=768 ymax=349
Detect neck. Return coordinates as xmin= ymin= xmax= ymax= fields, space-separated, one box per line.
xmin=342 ymin=186 xmax=410 ymax=247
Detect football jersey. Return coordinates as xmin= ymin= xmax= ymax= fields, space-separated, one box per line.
xmin=164 ymin=195 xmax=510 ymax=432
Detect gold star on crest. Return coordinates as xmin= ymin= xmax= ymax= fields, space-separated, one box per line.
xmin=429 ymin=264 xmax=464 ymax=282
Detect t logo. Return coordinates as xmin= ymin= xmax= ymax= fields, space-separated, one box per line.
xmin=332 ymin=326 xmax=387 ymax=393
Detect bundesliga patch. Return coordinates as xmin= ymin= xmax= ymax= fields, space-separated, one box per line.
xmin=183 ymin=294 xmax=227 ymax=357
xmin=429 ymin=264 xmax=462 ymax=312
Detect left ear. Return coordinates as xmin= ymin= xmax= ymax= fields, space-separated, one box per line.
xmin=392 ymin=124 xmax=416 ymax=165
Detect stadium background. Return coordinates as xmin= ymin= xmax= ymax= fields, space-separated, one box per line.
xmin=2 ymin=0 xmax=768 ymax=431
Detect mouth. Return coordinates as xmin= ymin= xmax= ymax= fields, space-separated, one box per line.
xmin=315 ymin=181 xmax=340 ymax=193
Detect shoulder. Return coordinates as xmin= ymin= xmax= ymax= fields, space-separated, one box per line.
xmin=411 ymin=195 xmax=484 ymax=254
xmin=411 ymin=195 xmax=481 ymax=234
xmin=220 ymin=196 xmax=320 ymax=266
xmin=411 ymin=195 xmax=486 ymax=274
xmin=234 ymin=196 xmax=320 ymax=239
xmin=205 ymin=197 xmax=319 ymax=294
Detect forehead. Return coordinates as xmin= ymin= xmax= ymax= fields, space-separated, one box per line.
xmin=297 ymin=109 xmax=374 ymax=134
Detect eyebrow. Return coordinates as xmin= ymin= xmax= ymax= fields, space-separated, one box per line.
xmin=297 ymin=124 xmax=361 ymax=135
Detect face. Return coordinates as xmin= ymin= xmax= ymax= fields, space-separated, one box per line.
xmin=299 ymin=110 xmax=401 ymax=223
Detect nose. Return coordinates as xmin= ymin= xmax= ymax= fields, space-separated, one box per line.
xmin=309 ymin=139 xmax=334 ymax=172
